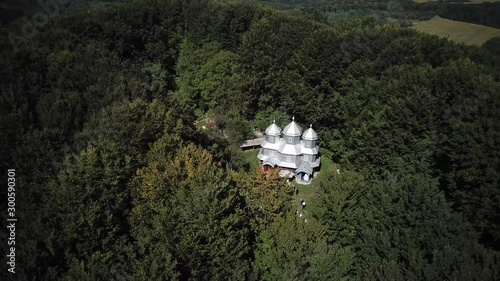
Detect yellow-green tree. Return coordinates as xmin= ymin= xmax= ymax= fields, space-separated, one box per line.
xmin=131 ymin=144 xmax=252 ymax=280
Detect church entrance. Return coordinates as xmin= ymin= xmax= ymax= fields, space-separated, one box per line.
xmin=296 ymin=172 xmax=311 ymax=183
xmin=263 ymin=164 xmax=273 ymax=172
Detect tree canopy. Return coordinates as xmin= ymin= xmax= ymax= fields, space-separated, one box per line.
xmin=1 ymin=0 xmax=499 ymax=280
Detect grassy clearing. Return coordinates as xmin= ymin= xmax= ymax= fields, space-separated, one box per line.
xmin=243 ymin=149 xmax=260 ymax=168
xmin=242 ymin=149 xmax=338 ymax=221
xmin=291 ymin=154 xmax=336 ymax=219
xmin=469 ymin=0 xmax=500 ymax=2
xmin=413 ymin=0 xmax=500 ymax=2
xmin=413 ymin=16 xmax=500 ymax=45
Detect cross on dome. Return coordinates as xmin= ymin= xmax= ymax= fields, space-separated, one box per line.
xmin=283 ymin=117 xmax=302 ymax=136
xmin=302 ymin=123 xmax=318 ymax=140
xmin=265 ymin=119 xmax=281 ymax=136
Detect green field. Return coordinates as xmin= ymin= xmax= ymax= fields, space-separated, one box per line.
xmin=413 ymin=16 xmax=500 ymax=45
xmin=469 ymin=0 xmax=500 ymax=2
xmin=413 ymin=0 xmax=500 ymax=2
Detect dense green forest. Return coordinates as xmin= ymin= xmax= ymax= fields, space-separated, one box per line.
xmin=1 ymin=0 xmax=500 ymax=280
xmin=256 ymin=0 xmax=500 ymax=28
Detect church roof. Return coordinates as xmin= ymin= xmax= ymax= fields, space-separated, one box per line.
xmin=296 ymin=161 xmax=313 ymax=175
xmin=278 ymin=140 xmax=301 ymax=155
xmin=302 ymin=124 xmax=318 ymax=141
xmin=283 ymin=117 xmax=302 ymax=136
xmin=262 ymin=159 xmax=278 ymax=167
xmin=265 ymin=120 xmax=281 ymax=136
xmin=261 ymin=139 xmax=281 ymax=150
xmin=300 ymin=144 xmax=318 ymax=155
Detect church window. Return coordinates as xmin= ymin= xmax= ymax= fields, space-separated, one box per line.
xmin=269 ymin=136 xmax=274 ymax=142
xmin=304 ymin=155 xmax=308 ymax=161
xmin=288 ymin=137 xmax=293 ymax=143
xmin=305 ymin=141 xmax=311 ymax=147
xmin=269 ymin=150 xmax=274 ymax=156
xmin=286 ymin=156 xmax=291 ymax=162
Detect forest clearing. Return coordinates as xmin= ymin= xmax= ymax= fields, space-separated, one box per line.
xmin=413 ymin=16 xmax=500 ymax=45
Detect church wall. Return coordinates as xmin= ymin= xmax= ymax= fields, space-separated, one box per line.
xmin=303 ymin=139 xmax=316 ymax=148
xmin=262 ymin=148 xmax=270 ymax=156
xmin=267 ymin=135 xmax=279 ymax=143
xmin=264 ymin=148 xmax=279 ymax=157
xmin=284 ymin=135 xmax=300 ymax=145
xmin=303 ymin=154 xmax=315 ymax=163
xmin=279 ymin=153 xmax=296 ymax=163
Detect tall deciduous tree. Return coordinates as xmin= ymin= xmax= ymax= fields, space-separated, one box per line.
xmin=131 ymin=144 xmax=252 ymax=280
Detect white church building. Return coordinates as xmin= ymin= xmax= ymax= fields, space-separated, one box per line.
xmin=257 ymin=117 xmax=320 ymax=183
